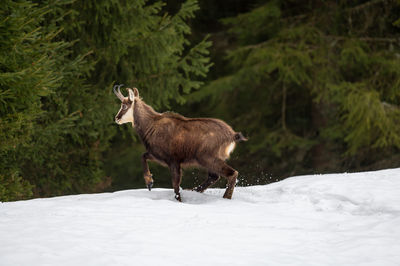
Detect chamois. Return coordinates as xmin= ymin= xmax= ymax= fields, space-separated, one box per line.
xmin=113 ymin=84 xmax=247 ymax=201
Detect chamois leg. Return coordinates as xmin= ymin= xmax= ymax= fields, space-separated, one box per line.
xmin=194 ymin=172 xmax=220 ymax=192
xmin=222 ymin=168 xmax=238 ymax=199
xmin=141 ymin=152 xmax=154 ymax=191
xmin=169 ymin=163 xmax=182 ymax=202
xmin=202 ymin=159 xmax=238 ymax=199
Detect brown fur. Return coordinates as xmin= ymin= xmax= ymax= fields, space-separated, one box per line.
xmin=115 ymin=89 xmax=247 ymax=201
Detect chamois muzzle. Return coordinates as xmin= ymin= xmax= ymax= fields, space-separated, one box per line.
xmin=113 ymin=84 xmax=125 ymax=101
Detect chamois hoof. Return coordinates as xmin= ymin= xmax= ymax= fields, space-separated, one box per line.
xmin=223 ymin=191 xmax=233 ymax=199
xmin=147 ymin=182 xmax=153 ymax=191
xmin=175 ymin=194 xmax=182 ymax=202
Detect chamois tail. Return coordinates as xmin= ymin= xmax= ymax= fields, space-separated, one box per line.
xmin=234 ymin=132 xmax=248 ymax=142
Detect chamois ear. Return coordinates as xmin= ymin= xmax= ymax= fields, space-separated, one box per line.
xmin=133 ymin=88 xmax=139 ymax=98
xmin=128 ymin=88 xmax=135 ymax=101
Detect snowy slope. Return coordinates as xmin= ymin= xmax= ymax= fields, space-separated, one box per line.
xmin=1 ymin=169 xmax=400 ymax=266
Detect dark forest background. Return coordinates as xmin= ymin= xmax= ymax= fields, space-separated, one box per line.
xmin=1 ymin=0 xmax=399 ymax=201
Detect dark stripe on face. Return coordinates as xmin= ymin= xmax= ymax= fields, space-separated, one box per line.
xmin=115 ymin=99 xmax=132 ymax=120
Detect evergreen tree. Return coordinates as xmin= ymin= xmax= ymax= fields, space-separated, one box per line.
xmin=0 ymin=0 xmax=74 ymax=200
xmin=0 ymin=0 xmax=211 ymax=201
xmin=189 ymin=0 xmax=400 ymax=183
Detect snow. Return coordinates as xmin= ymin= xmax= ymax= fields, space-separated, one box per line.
xmin=1 ymin=169 xmax=400 ymax=266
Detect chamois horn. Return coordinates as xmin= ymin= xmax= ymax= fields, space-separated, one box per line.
xmin=113 ymin=84 xmax=125 ymax=101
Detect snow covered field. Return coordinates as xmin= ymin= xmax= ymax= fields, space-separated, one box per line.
xmin=1 ymin=168 xmax=400 ymax=266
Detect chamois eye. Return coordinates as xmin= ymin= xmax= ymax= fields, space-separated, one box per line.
xmin=122 ymin=104 xmax=127 ymax=110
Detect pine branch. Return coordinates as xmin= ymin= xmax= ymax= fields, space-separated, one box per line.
xmin=327 ymin=35 xmax=400 ymax=43
xmin=382 ymin=102 xmax=400 ymax=111
xmin=347 ymin=0 xmax=392 ymax=13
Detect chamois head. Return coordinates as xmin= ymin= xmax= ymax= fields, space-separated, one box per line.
xmin=113 ymin=84 xmax=139 ymax=125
